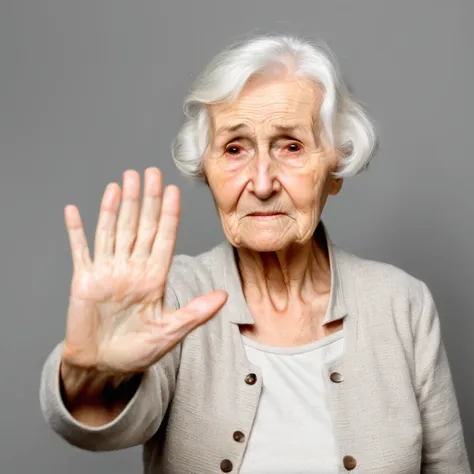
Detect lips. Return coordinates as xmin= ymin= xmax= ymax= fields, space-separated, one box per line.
xmin=248 ymin=212 xmax=284 ymax=216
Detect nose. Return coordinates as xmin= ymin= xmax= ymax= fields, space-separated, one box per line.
xmin=247 ymin=152 xmax=280 ymax=199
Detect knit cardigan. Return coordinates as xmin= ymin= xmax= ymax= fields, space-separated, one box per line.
xmin=40 ymin=222 xmax=471 ymax=473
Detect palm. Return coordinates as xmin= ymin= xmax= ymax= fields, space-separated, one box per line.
xmin=61 ymin=168 xmax=227 ymax=375
xmin=67 ymin=262 xmax=163 ymax=373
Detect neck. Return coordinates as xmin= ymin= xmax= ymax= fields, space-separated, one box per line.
xmin=235 ymin=228 xmax=331 ymax=315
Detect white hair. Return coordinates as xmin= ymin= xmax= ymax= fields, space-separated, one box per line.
xmin=171 ymin=34 xmax=377 ymax=181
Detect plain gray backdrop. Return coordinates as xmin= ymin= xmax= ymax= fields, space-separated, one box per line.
xmin=1 ymin=0 xmax=473 ymax=472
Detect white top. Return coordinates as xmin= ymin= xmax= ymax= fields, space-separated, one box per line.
xmin=239 ymin=330 xmax=344 ymax=474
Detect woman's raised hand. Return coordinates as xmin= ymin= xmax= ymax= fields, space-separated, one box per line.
xmin=60 ymin=168 xmax=227 ymax=398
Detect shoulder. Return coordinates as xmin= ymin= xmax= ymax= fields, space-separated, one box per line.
xmin=339 ymin=245 xmax=426 ymax=295
xmin=335 ymin=245 xmax=430 ymax=329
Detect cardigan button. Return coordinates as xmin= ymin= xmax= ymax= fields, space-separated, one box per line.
xmin=220 ymin=459 xmax=233 ymax=472
xmin=233 ymin=430 xmax=245 ymax=442
xmin=330 ymin=371 xmax=344 ymax=383
xmin=245 ymin=373 xmax=257 ymax=385
xmin=343 ymin=455 xmax=357 ymax=470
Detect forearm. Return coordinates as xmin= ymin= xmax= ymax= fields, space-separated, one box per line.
xmin=40 ymin=342 xmax=179 ymax=451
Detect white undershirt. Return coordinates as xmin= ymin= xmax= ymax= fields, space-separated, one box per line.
xmin=239 ymin=331 xmax=344 ymax=474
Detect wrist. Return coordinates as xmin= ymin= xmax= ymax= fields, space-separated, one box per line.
xmin=59 ymin=360 xmax=142 ymax=407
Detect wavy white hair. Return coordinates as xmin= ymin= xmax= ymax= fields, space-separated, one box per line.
xmin=171 ymin=35 xmax=377 ymax=181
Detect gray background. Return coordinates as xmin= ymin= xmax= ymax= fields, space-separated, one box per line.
xmin=1 ymin=0 xmax=473 ymax=472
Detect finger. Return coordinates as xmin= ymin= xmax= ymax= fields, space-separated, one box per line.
xmin=156 ymin=291 xmax=228 ymax=338
xmin=149 ymin=185 xmax=180 ymax=286
xmin=114 ymin=170 xmax=141 ymax=260
xmin=94 ymin=183 xmax=121 ymax=263
xmin=64 ymin=205 xmax=92 ymax=270
xmin=131 ymin=168 xmax=163 ymax=261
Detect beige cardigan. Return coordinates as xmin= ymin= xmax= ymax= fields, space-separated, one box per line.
xmin=40 ymin=222 xmax=471 ymax=473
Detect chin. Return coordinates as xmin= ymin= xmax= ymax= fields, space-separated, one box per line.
xmin=235 ymin=232 xmax=294 ymax=252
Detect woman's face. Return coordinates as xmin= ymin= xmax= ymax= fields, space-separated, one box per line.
xmin=203 ymin=74 xmax=343 ymax=252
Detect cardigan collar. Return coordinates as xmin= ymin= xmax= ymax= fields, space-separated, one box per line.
xmin=216 ymin=220 xmax=348 ymax=325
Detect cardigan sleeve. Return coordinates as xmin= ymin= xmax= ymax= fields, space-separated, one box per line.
xmin=39 ymin=283 xmax=181 ymax=452
xmin=415 ymin=280 xmax=471 ymax=473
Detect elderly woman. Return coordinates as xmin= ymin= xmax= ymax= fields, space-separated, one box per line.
xmin=40 ymin=35 xmax=470 ymax=473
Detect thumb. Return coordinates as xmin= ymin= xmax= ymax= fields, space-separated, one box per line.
xmin=172 ymin=290 xmax=229 ymax=335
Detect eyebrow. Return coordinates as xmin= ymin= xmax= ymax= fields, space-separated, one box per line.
xmin=215 ymin=122 xmax=308 ymax=136
xmin=215 ymin=123 xmax=250 ymax=135
xmin=271 ymin=124 xmax=308 ymax=134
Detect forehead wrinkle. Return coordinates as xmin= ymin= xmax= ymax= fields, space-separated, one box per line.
xmin=214 ymin=91 xmax=313 ymax=120
xmin=233 ymin=98 xmax=310 ymax=122
xmin=215 ymin=110 xmax=314 ymax=134
xmin=210 ymin=78 xmax=324 ymax=141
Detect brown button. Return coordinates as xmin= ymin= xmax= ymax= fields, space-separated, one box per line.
xmin=233 ymin=430 xmax=245 ymax=442
xmin=343 ymin=455 xmax=357 ymax=470
xmin=245 ymin=373 xmax=257 ymax=385
xmin=220 ymin=459 xmax=233 ymax=472
xmin=330 ymin=371 xmax=344 ymax=383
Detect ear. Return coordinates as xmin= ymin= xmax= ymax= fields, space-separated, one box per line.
xmin=329 ymin=146 xmax=348 ymax=196
xmin=329 ymin=177 xmax=344 ymax=195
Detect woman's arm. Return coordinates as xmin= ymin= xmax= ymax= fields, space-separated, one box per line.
xmin=39 ymin=340 xmax=181 ymax=452
xmin=415 ymin=280 xmax=471 ymax=473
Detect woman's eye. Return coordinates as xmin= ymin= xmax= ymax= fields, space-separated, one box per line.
xmin=287 ymin=143 xmax=301 ymax=152
xmin=225 ymin=145 xmax=241 ymax=155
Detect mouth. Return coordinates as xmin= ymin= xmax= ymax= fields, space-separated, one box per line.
xmin=248 ymin=212 xmax=285 ymax=217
